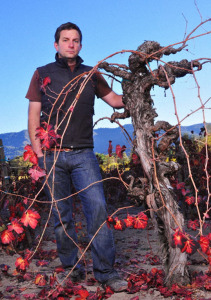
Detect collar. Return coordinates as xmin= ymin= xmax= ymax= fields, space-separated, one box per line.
xmin=55 ymin=53 xmax=84 ymax=70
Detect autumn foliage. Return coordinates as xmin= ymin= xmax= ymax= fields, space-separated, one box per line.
xmin=0 ymin=20 xmax=211 ymax=299
xmin=1 ymin=126 xmax=210 ymax=298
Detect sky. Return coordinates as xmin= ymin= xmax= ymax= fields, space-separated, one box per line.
xmin=0 ymin=0 xmax=210 ymax=134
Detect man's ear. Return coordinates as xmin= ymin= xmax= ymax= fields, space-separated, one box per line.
xmin=54 ymin=42 xmax=58 ymax=52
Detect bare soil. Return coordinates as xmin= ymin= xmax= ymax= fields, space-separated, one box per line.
xmin=0 ymin=201 xmax=210 ymax=299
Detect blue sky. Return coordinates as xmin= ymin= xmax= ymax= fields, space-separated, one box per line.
xmin=0 ymin=0 xmax=210 ymax=133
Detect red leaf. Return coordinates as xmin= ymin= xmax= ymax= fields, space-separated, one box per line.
xmin=76 ymin=289 xmax=89 ymax=299
xmin=181 ymin=238 xmax=200 ymax=254
xmin=176 ymin=182 xmax=185 ymax=190
xmin=34 ymin=273 xmax=47 ymax=286
xmin=107 ymin=216 xmax=115 ymax=223
xmin=23 ymin=197 xmax=28 ymax=205
xmin=171 ymin=283 xmax=192 ymax=296
xmin=42 ymin=76 xmax=51 ymax=86
xmin=55 ymin=266 xmax=65 ymax=273
xmin=131 ymin=153 xmax=139 ymax=164
xmin=187 ymin=220 xmax=199 ymax=231
xmin=181 ymin=189 xmax=187 ymax=196
xmin=147 ymin=254 xmax=161 ymax=265
xmin=21 ymin=209 xmax=41 ymax=229
xmin=23 ymin=272 xmax=34 ymax=281
xmin=1 ymin=229 xmax=15 ymax=244
xmin=199 ymin=236 xmax=210 ymax=254
xmin=150 ymin=267 xmax=161 ymax=276
xmin=107 ymin=216 xmax=116 ymax=226
xmin=0 ymin=264 xmax=10 ymax=273
xmin=115 ymin=144 xmax=126 ymax=158
xmin=185 ymin=196 xmax=195 ymax=205
xmin=106 ymin=216 xmax=115 ymax=229
xmin=15 ymin=257 xmax=29 ymax=270
xmin=86 ymin=277 xmax=97 ymax=286
xmin=40 ymin=76 xmax=51 ymax=92
xmin=28 ymin=165 xmax=46 ymax=181
xmin=23 ymin=144 xmax=38 ymax=165
xmin=113 ymin=217 xmax=125 ymax=231
xmin=124 ymin=214 xmax=135 ymax=227
xmin=108 ymin=140 xmax=113 ymax=157
xmin=24 ymin=249 xmax=34 ymax=261
xmin=6 ymin=287 xmax=14 ymax=293
xmin=203 ymin=212 xmax=210 ymax=219
xmin=36 ymin=260 xmax=50 ymax=267
xmin=104 ymin=286 xmax=114 ymax=297
xmin=204 ymin=280 xmax=211 ymax=291
xmin=171 ymin=228 xmax=186 ymax=249
xmin=159 ymin=286 xmax=173 ymax=297
xmin=49 ymin=274 xmax=57 ymax=287
xmin=8 ymin=219 xmax=24 ymax=234
xmin=133 ymin=212 xmax=148 ymax=229
xmin=36 ymin=122 xmax=61 ymax=149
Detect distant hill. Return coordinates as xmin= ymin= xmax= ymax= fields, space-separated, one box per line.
xmin=0 ymin=123 xmax=210 ymax=160
xmin=0 ymin=130 xmax=30 ymax=160
xmin=94 ymin=124 xmax=134 ymax=155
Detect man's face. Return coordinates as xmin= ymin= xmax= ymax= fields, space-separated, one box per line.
xmin=54 ymin=29 xmax=82 ymax=60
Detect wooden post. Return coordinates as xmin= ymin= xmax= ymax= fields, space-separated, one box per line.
xmin=0 ymin=139 xmax=9 ymax=187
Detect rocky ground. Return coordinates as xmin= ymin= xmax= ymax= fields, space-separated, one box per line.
xmin=0 ymin=200 xmax=210 ymax=299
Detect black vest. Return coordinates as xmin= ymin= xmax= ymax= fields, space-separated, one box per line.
xmin=37 ymin=55 xmax=97 ymax=149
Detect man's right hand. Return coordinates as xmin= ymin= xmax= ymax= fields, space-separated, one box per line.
xmin=28 ymin=101 xmax=43 ymax=157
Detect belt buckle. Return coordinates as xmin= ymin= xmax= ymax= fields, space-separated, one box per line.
xmin=64 ymin=148 xmax=73 ymax=152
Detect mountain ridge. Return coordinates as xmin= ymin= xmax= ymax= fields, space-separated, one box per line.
xmin=0 ymin=123 xmax=209 ymax=160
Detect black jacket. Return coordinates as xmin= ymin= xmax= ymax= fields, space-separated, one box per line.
xmin=37 ymin=55 xmax=97 ymax=149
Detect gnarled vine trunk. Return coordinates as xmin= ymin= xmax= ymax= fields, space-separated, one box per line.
xmin=99 ymin=41 xmax=202 ymax=286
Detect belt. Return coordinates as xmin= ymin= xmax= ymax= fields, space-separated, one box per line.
xmin=57 ymin=148 xmax=74 ymax=152
xmin=45 ymin=148 xmax=81 ymax=152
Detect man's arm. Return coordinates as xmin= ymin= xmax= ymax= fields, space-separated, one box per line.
xmin=28 ymin=101 xmax=43 ymax=157
xmin=101 ymin=91 xmax=125 ymax=109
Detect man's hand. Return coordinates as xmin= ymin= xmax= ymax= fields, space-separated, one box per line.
xmin=28 ymin=101 xmax=43 ymax=157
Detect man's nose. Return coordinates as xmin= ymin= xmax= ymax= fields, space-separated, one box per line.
xmin=68 ymin=41 xmax=74 ymax=48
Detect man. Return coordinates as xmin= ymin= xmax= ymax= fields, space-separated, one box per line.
xmin=26 ymin=22 xmax=127 ymax=292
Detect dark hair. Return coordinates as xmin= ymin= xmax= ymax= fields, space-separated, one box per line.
xmin=54 ymin=22 xmax=82 ymax=43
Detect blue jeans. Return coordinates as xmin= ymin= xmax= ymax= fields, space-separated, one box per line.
xmin=38 ymin=148 xmax=118 ymax=282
